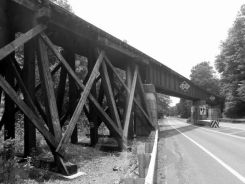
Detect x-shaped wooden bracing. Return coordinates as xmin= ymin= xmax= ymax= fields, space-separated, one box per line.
xmin=0 ymin=24 xmax=155 ymax=174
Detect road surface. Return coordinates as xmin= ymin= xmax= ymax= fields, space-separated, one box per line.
xmin=157 ymin=118 xmax=245 ymax=184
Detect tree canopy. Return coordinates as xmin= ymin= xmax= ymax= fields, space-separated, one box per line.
xmin=50 ymin=0 xmax=73 ymax=12
xmin=157 ymin=93 xmax=171 ymax=117
xmin=190 ymin=61 xmax=220 ymax=95
xmin=215 ymin=5 xmax=245 ymax=118
xmin=176 ymin=98 xmax=192 ymax=118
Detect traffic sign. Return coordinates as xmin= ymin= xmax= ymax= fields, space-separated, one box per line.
xmin=200 ymin=106 xmax=207 ymax=115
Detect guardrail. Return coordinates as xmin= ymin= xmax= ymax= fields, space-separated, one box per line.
xmin=122 ymin=130 xmax=159 ymax=184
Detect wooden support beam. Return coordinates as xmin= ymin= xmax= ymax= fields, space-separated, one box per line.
xmin=35 ymin=62 xmax=61 ymax=92
xmin=56 ymin=66 xmax=67 ymax=116
xmin=0 ymin=69 xmax=67 ymax=173
xmin=101 ymin=61 xmax=122 ymax=130
xmin=123 ymin=66 xmax=138 ymax=139
xmin=65 ymin=50 xmax=78 ymax=144
xmin=37 ymin=38 xmax=62 ymax=141
xmin=124 ymin=64 xmax=134 ymax=138
xmin=2 ymin=61 xmax=15 ymax=140
xmin=0 ymin=75 xmax=59 ymax=152
xmin=23 ymin=39 xmax=36 ymax=156
xmin=137 ymin=73 xmax=151 ymax=116
xmin=0 ymin=24 xmax=46 ymax=61
xmin=34 ymin=98 xmax=47 ymax=122
xmin=104 ymin=55 xmax=155 ymax=129
xmin=40 ymin=34 xmax=125 ymax=150
xmin=97 ymin=81 xmax=105 ymax=105
xmin=0 ymin=5 xmax=15 ymax=139
xmin=87 ymin=49 xmax=99 ymax=147
xmin=57 ymin=51 xmax=104 ymax=150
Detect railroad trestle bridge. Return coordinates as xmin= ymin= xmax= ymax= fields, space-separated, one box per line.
xmin=0 ymin=0 xmax=221 ymax=175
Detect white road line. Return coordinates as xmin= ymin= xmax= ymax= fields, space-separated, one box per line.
xmin=198 ymin=126 xmax=245 ymax=140
xmin=171 ymin=125 xmax=245 ymax=183
xmin=176 ymin=120 xmax=245 ymax=140
xmin=229 ymin=131 xmax=245 ymax=135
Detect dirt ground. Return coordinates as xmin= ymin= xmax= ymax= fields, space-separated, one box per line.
xmin=1 ymin=136 xmax=142 ymax=184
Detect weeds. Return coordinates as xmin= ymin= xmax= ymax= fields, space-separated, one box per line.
xmin=0 ymin=138 xmax=19 ymax=184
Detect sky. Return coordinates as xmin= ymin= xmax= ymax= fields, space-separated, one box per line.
xmin=67 ymin=0 xmax=245 ymax=105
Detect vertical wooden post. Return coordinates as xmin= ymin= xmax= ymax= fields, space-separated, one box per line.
xmin=0 ymin=0 xmax=8 ymax=48
xmin=123 ymin=64 xmax=134 ymax=139
xmin=56 ymin=65 xmax=67 ymax=116
xmin=2 ymin=61 xmax=15 ymax=140
xmin=23 ymin=39 xmax=36 ymax=156
xmin=88 ymin=48 xmax=99 ymax=146
xmin=123 ymin=65 xmax=138 ymax=142
xmin=64 ymin=50 xmax=78 ymax=144
xmin=0 ymin=0 xmax=15 ymax=140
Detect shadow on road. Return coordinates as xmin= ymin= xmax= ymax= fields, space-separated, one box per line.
xmin=158 ymin=121 xmax=200 ymax=139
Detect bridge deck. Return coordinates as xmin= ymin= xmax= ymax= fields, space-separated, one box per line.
xmin=10 ymin=0 xmax=218 ymax=102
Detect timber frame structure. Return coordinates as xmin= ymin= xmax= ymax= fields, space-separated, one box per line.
xmin=0 ymin=0 xmax=220 ymax=175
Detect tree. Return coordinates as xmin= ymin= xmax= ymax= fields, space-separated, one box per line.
xmin=190 ymin=61 xmax=220 ymax=94
xmin=176 ymin=99 xmax=192 ymax=118
xmin=156 ymin=93 xmax=171 ymax=118
xmin=50 ymin=0 xmax=73 ymax=12
xmin=215 ymin=4 xmax=245 ymax=118
xmin=168 ymin=106 xmax=177 ymax=116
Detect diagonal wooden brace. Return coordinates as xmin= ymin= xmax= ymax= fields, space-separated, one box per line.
xmin=0 ymin=24 xmax=46 ymax=61
xmin=39 ymin=34 xmax=126 ymax=150
xmin=56 ymin=51 xmax=104 ymax=151
xmin=104 ymin=55 xmax=156 ymax=130
xmin=101 ymin=61 xmax=122 ymax=131
xmin=123 ymin=66 xmax=138 ymax=138
xmin=35 ymin=62 xmax=61 ymax=92
xmin=37 ymin=37 xmax=62 ymax=141
xmin=0 ymin=75 xmax=61 ymax=154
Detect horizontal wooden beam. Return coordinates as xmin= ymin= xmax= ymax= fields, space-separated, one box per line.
xmin=0 ymin=24 xmax=46 ymax=61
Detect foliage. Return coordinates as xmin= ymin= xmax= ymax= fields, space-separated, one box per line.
xmin=215 ymin=4 xmax=245 ymax=118
xmin=190 ymin=61 xmax=220 ymax=95
xmin=156 ymin=93 xmax=171 ymax=117
xmin=50 ymin=0 xmax=73 ymax=12
xmin=168 ymin=106 xmax=177 ymax=116
xmin=0 ymin=139 xmax=19 ymax=184
xmin=176 ymin=99 xmax=192 ymax=118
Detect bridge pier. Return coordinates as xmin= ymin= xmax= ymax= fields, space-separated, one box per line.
xmin=135 ymin=84 xmax=157 ymax=136
xmin=143 ymin=84 xmax=158 ymax=128
xmin=191 ymin=100 xmax=207 ymax=124
xmin=208 ymin=106 xmax=221 ymax=120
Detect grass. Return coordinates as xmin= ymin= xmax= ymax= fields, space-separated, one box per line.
xmin=0 ymin=116 xmax=140 ymax=184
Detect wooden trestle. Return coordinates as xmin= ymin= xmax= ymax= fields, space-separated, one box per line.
xmin=0 ymin=0 xmax=156 ymax=175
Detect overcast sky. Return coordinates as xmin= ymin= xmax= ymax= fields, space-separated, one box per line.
xmin=67 ymin=0 xmax=245 ymax=105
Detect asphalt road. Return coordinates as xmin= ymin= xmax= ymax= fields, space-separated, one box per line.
xmin=157 ymin=118 xmax=245 ymax=184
